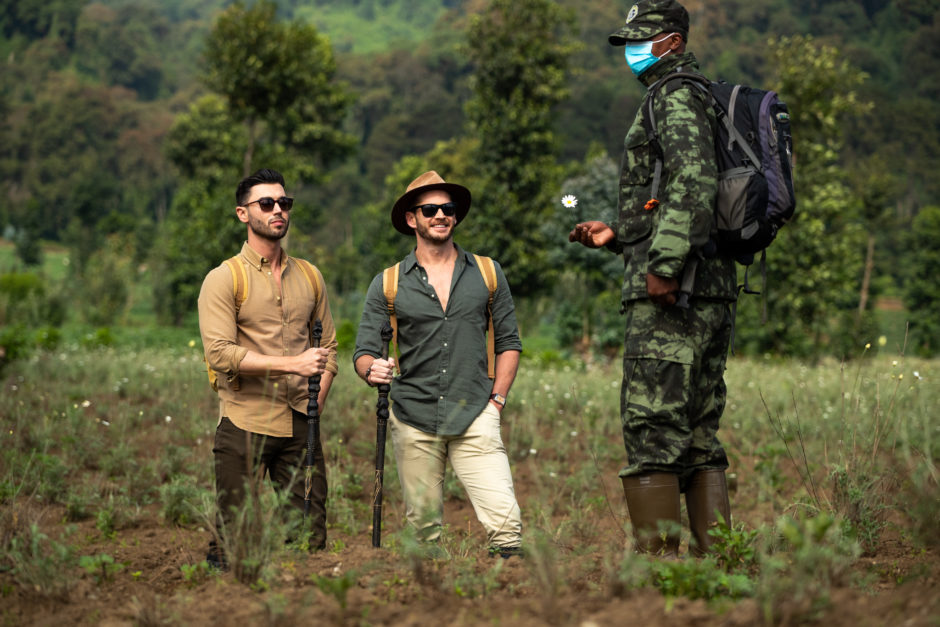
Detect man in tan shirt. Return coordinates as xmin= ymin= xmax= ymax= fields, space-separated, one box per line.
xmin=198 ymin=168 xmax=338 ymax=566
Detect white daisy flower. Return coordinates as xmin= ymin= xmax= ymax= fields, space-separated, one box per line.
xmin=561 ymin=194 xmax=578 ymax=208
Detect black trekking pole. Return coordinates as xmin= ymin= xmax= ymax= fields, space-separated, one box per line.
xmin=304 ymin=319 xmax=323 ymax=530
xmin=371 ymin=321 xmax=394 ymax=548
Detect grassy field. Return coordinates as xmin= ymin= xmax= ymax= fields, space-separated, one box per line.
xmin=1 ymin=340 xmax=937 ymax=625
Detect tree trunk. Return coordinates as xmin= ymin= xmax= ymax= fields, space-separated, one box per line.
xmin=242 ymin=118 xmax=257 ymax=178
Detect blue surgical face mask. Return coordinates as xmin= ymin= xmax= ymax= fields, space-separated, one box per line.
xmin=623 ymin=33 xmax=676 ymax=76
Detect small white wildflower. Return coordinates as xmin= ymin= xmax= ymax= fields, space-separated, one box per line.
xmin=913 ymin=371 xmax=922 ymax=380
xmin=165 ymin=415 xmax=172 ymax=423
xmin=101 ymin=420 xmax=110 ymax=427
xmin=865 ymin=342 xmax=871 ymax=350
xmin=529 ymin=448 xmax=538 ymax=456
xmin=892 ymin=360 xmax=899 ymax=367
xmin=570 ymin=431 xmax=578 ymax=437
xmin=561 ymin=194 xmax=578 ymax=208
xmin=81 ymin=400 xmax=91 ymax=408
xmin=10 ymin=385 xmax=16 ymax=392
xmin=549 ymin=471 xmax=557 ymax=478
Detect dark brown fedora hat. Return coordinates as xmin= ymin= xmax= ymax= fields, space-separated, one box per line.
xmin=391 ymin=171 xmax=471 ymax=235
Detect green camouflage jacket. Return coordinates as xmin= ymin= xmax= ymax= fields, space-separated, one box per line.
xmin=610 ymin=51 xmax=737 ymax=305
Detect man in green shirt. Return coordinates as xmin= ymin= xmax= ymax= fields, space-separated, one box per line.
xmin=354 ymin=171 xmax=523 ymax=557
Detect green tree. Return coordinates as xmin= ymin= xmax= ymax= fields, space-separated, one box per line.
xmin=903 ymin=205 xmax=940 ymax=356
xmin=544 ymin=147 xmax=623 ymax=353
xmin=152 ymin=181 xmax=243 ymax=325
xmin=156 ymin=0 xmax=354 ymax=324
xmin=461 ymin=0 xmax=579 ymax=295
xmin=202 ymin=0 xmax=354 ymax=178
xmin=733 ymin=36 xmax=870 ymax=358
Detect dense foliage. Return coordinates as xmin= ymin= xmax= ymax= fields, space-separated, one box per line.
xmin=0 ymin=0 xmax=937 ymax=355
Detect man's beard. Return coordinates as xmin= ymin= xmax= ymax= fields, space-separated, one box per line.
xmin=415 ymin=218 xmax=454 ymax=243
xmin=248 ymin=213 xmax=289 ymax=241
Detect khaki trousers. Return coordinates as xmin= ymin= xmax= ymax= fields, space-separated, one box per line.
xmin=389 ymin=403 xmax=522 ymax=549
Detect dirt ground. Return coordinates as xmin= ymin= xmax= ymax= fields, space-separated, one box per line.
xmin=3 ymin=459 xmax=938 ymax=627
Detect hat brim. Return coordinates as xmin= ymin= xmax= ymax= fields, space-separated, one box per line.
xmin=391 ymin=182 xmax=471 ymax=235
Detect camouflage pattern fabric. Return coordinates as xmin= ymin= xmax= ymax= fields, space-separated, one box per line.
xmin=613 ymin=51 xmax=737 ymax=304
xmin=610 ymin=51 xmax=736 ymax=486
xmin=618 ymin=299 xmax=730 ymax=487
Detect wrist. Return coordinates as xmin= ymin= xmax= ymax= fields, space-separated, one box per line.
xmin=489 ymin=393 xmax=507 ymax=408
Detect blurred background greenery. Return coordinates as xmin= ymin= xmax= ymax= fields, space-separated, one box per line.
xmin=1 ymin=0 xmax=938 ymax=362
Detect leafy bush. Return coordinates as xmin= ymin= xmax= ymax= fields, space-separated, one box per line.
xmin=757 ymin=514 xmax=861 ymax=624
xmin=5 ymin=524 xmax=77 ymax=598
xmin=159 ymin=475 xmax=203 ymax=526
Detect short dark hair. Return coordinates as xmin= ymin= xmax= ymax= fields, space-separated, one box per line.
xmin=236 ymin=168 xmax=286 ymax=205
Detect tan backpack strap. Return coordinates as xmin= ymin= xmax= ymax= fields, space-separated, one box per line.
xmin=473 ymin=254 xmax=498 ymax=379
xmin=223 ymin=256 xmax=248 ymax=315
xmin=209 ymin=256 xmax=248 ymax=392
xmin=294 ymin=258 xmax=323 ymax=340
xmin=382 ymin=263 xmax=401 ymax=373
xmin=294 ymin=258 xmax=322 ymax=302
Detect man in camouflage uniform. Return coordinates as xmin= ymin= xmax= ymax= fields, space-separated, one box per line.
xmin=569 ymin=0 xmax=734 ymax=557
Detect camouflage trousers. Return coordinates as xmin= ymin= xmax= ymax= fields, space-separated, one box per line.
xmin=618 ymin=299 xmax=732 ymax=490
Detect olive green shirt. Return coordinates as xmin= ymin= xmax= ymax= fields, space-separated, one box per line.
xmin=354 ymin=246 xmax=522 ymax=436
xmin=198 ymin=242 xmax=338 ymax=438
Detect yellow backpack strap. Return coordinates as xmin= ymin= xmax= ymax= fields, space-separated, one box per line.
xmin=223 ymin=256 xmax=249 ymax=314
xmin=208 ymin=256 xmax=248 ymax=392
xmin=473 ymin=254 xmax=498 ymax=379
xmin=382 ymin=263 xmax=401 ymax=373
xmin=294 ymin=258 xmax=323 ymax=341
xmin=294 ymin=258 xmax=322 ymax=303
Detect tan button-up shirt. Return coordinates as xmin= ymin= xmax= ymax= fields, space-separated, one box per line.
xmin=198 ymin=242 xmax=338 ymax=437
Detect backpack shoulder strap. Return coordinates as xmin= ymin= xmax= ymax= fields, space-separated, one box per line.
xmin=472 ymin=254 xmax=498 ymax=380
xmin=382 ymin=262 xmax=402 ymax=373
xmin=207 ymin=256 xmax=248 ymax=392
xmin=293 ymin=258 xmax=324 ymax=342
xmin=641 ymin=71 xmax=713 ymax=210
xmin=222 ymin=256 xmax=248 ymax=314
xmin=293 ymin=258 xmax=323 ymax=302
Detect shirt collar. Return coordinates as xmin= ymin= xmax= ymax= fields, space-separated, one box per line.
xmin=239 ymin=241 xmax=287 ymax=271
xmin=401 ymin=244 xmax=472 ymax=274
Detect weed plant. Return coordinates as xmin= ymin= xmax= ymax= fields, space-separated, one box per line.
xmin=0 ymin=339 xmax=936 ymax=620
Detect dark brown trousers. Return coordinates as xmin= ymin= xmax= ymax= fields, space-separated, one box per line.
xmin=213 ymin=409 xmax=327 ymax=549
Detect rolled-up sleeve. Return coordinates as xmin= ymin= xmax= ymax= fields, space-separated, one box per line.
xmin=353 ymin=274 xmax=388 ymax=363
xmin=491 ymin=261 xmax=523 ymax=354
xmin=198 ymin=265 xmax=249 ymax=378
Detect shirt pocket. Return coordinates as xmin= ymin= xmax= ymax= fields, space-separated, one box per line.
xmin=617 ymin=126 xmax=655 ymax=246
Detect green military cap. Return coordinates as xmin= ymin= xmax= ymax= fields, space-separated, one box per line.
xmin=609 ymin=0 xmax=690 ymax=45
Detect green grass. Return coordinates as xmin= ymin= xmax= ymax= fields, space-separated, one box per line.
xmin=0 ymin=333 xmax=936 ymax=622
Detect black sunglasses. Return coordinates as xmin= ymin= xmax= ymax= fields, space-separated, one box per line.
xmin=411 ymin=202 xmax=457 ymax=218
xmin=244 ymin=196 xmax=294 ymax=211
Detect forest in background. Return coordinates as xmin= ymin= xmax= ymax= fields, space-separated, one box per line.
xmin=1 ymin=0 xmax=939 ymax=359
